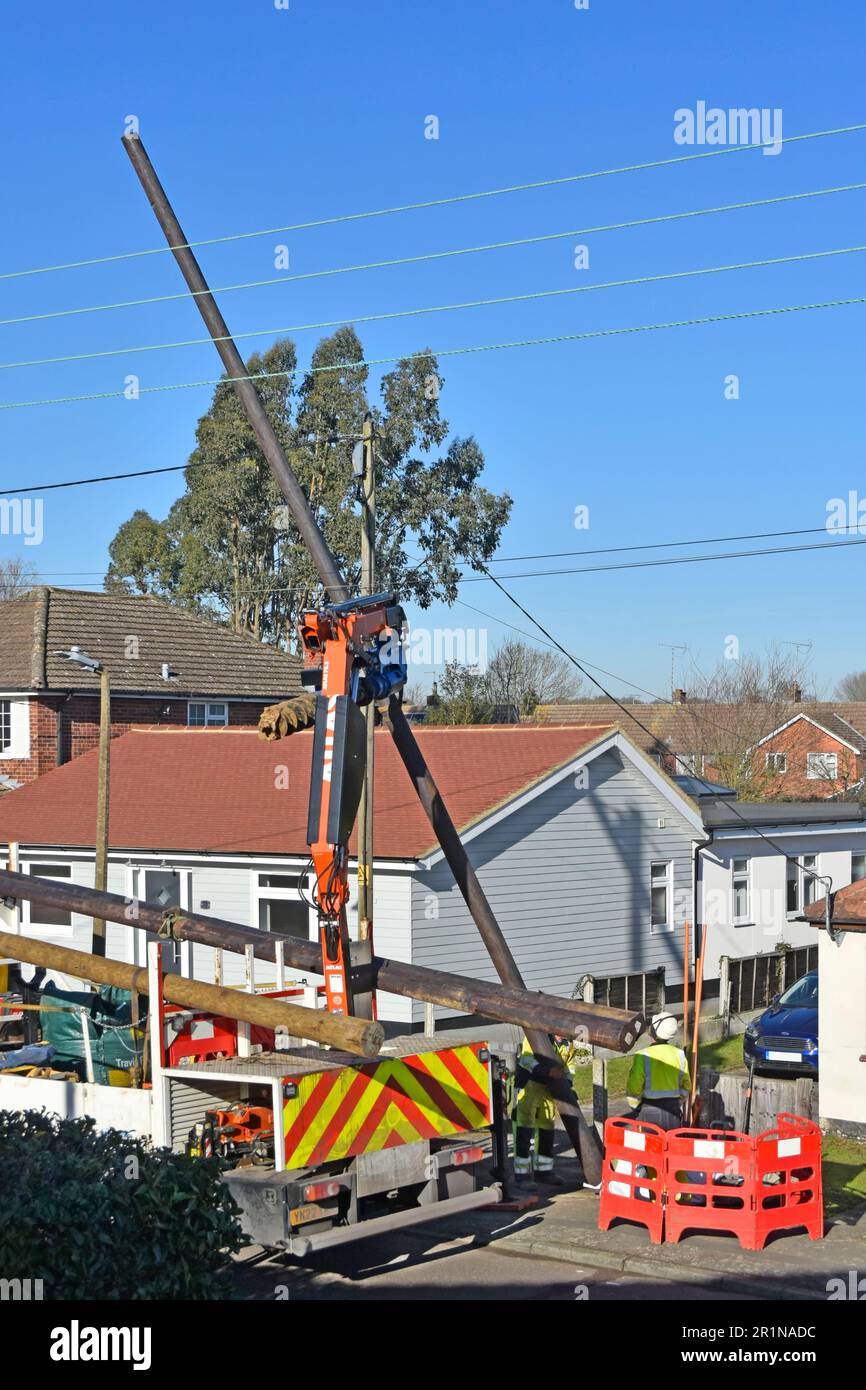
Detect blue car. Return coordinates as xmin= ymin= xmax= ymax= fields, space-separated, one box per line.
xmin=743 ymin=968 xmax=819 ymax=1076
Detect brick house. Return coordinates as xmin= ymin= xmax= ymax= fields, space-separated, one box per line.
xmin=751 ymin=712 xmax=866 ymax=799
xmin=535 ymin=695 xmax=866 ymax=797
xmin=0 ymin=587 xmax=301 ymax=788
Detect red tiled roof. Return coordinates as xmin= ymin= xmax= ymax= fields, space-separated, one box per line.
xmin=0 ymin=724 xmax=613 ymax=860
xmin=805 ymin=878 xmax=866 ymax=929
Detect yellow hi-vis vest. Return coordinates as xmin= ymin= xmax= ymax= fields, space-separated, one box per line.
xmin=626 ymin=1043 xmax=690 ymax=1109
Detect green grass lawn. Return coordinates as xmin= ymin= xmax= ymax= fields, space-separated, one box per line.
xmin=821 ymin=1135 xmax=866 ymax=1215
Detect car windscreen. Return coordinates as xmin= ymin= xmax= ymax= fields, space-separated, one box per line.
xmin=777 ymin=972 xmax=818 ymax=1010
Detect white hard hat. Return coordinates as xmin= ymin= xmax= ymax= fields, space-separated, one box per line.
xmin=651 ymin=1011 xmax=678 ymax=1041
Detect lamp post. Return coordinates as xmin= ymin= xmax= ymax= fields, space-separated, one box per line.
xmin=55 ymin=647 xmax=110 ymax=957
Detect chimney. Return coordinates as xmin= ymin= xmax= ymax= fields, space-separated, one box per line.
xmin=790 ymin=682 xmax=802 ymax=703
xmin=672 ymin=688 xmax=687 ymax=705
xmin=427 ymin=681 xmax=440 ymax=708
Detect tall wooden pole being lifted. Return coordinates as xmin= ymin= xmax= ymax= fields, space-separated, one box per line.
xmin=0 ymin=929 xmax=384 ymax=1057
xmin=356 ymin=414 xmax=376 ymax=947
xmin=120 ymin=133 xmax=605 ymax=1181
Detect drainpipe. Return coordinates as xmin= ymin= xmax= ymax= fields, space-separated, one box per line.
xmin=55 ymin=692 xmax=74 ymax=767
xmin=692 ymin=831 xmax=713 ymax=985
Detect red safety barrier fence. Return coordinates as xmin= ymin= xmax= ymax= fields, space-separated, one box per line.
xmin=597 ymin=1115 xmax=824 ymax=1250
xmin=665 ymin=1126 xmax=755 ymax=1249
xmin=598 ymin=1118 xmax=666 ymax=1245
xmin=753 ymin=1112 xmax=823 ymax=1251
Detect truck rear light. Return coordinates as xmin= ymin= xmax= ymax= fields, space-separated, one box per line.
xmin=452 ymin=1145 xmax=484 ymax=1166
xmin=303 ymin=1180 xmax=341 ymax=1201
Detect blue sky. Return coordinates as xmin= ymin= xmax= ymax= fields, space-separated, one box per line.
xmin=1 ymin=0 xmax=864 ymax=699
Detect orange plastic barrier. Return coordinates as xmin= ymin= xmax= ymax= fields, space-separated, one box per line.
xmin=597 ymin=1114 xmax=824 ymax=1251
xmin=598 ymin=1118 xmax=666 ymax=1245
xmin=665 ymin=1126 xmax=756 ymax=1250
xmin=753 ymin=1113 xmax=823 ymax=1251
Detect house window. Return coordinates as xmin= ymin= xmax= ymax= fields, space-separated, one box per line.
xmin=676 ymin=753 xmax=703 ymax=776
xmin=187 ymin=701 xmax=228 ymax=727
xmin=852 ymin=853 xmax=866 ymax=883
xmin=27 ymin=863 xmax=72 ymax=927
xmin=732 ymin=858 xmax=751 ymax=924
xmin=0 ymin=698 xmax=29 ymax=760
xmin=255 ymin=872 xmax=310 ymax=941
xmin=650 ymin=861 xmax=673 ymax=933
xmin=765 ymin=752 xmax=787 ymax=773
xmin=787 ymin=854 xmax=819 ymax=913
xmin=806 ymin=751 xmax=838 ymax=780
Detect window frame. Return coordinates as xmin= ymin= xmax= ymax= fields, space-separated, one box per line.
xmin=765 ymin=751 xmax=787 ymax=774
xmin=187 ymin=700 xmax=229 ymax=728
xmin=806 ymin=751 xmax=838 ymax=780
xmin=731 ymin=857 xmax=751 ymax=925
xmin=0 ymin=697 xmax=30 ymax=760
xmin=787 ymin=853 xmax=820 ymax=914
xmin=649 ymin=860 xmax=674 ymax=935
xmin=24 ymin=862 xmax=73 ymax=928
xmin=252 ymin=870 xmax=313 ymax=943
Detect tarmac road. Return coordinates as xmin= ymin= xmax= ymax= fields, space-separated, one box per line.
xmin=233 ymin=1227 xmax=753 ymax=1302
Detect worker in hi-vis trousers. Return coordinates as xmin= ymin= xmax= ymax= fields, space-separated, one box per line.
xmin=511 ymin=1035 xmax=579 ymax=1188
xmin=625 ymin=1011 xmax=691 ymax=1130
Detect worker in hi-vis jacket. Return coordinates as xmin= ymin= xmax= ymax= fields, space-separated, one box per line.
xmin=511 ymin=1035 xmax=580 ymax=1188
xmin=625 ymin=1011 xmax=691 ymax=1130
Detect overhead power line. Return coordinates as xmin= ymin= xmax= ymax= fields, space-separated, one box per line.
xmin=473 ymin=569 xmax=834 ymax=888
xmin=3 ymin=240 xmax=864 ymax=374
xmin=1 ymin=179 xmax=864 ymax=332
xmin=1 ymin=292 xmax=863 ymax=413
xmin=481 ymin=525 xmax=840 ymax=564
xmin=2 ymin=120 xmax=864 ymax=285
xmin=458 ymin=535 xmax=866 ymax=581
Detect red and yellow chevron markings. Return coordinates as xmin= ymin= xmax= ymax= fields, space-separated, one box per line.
xmin=282 ymin=1043 xmax=492 ymax=1169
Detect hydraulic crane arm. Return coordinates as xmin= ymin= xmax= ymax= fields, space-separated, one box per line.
xmin=263 ymin=592 xmax=406 ymax=1017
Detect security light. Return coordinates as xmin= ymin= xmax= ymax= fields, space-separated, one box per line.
xmin=54 ymin=646 xmax=102 ymax=673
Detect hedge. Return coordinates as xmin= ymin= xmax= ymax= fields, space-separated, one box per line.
xmin=0 ymin=1109 xmax=246 ymax=1300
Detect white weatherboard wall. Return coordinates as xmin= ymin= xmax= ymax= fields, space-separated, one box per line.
xmin=411 ymin=747 xmax=697 ymax=1027
xmin=12 ymin=850 xmax=414 ymax=1025
xmin=818 ymin=928 xmax=866 ymax=1138
xmin=699 ymin=832 xmax=866 ymax=982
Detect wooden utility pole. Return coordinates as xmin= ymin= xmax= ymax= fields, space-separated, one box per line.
xmin=92 ymin=665 xmax=111 ymax=957
xmin=356 ymin=414 xmax=376 ymax=942
xmin=0 ymin=928 xmax=384 ymax=1057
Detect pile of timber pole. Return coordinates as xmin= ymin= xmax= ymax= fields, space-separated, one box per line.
xmin=0 ymin=870 xmax=643 ymax=1052
xmin=0 ymin=927 xmax=383 ymax=1058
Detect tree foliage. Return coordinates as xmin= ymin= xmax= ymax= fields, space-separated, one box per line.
xmin=105 ymin=331 xmax=511 ymax=648
xmin=423 ymin=639 xmax=582 ymax=723
xmin=836 ymin=669 xmax=866 ymax=701
xmin=0 ymin=558 xmax=37 ymax=602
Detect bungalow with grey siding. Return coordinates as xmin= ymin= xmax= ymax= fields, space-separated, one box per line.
xmin=0 ymin=723 xmax=709 ymax=1026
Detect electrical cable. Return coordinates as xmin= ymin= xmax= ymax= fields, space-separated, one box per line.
xmin=4 ymin=239 xmax=863 ymax=373
xmin=3 ymin=120 xmax=863 ymax=284
xmin=2 ymin=180 xmax=864 ymax=332
xmin=456 ymin=535 xmax=866 ymax=582
xmin=466 ymin=565 xmax=837 ymax=891
xmin=2 ymin=292 xmax=864 ymax=413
